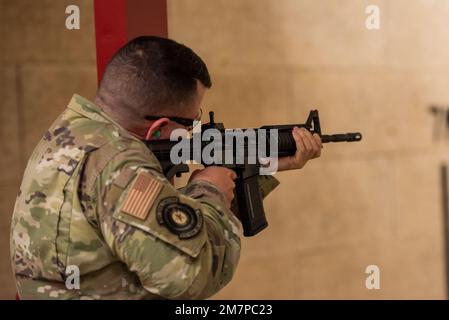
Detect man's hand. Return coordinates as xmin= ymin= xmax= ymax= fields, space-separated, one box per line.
xmin=189 ymin=167 xmax=237 ymax=208
xmin=278 ymin=127 xmax=322 ymax=171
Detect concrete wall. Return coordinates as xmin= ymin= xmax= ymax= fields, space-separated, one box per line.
xmin=0 ymin=0 xmax=448 ymax=299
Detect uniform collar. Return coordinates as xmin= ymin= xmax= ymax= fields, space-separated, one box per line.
xmin=67 ymin=94 xmax=144 ymax=141
xmin=67 ymin=94 xmax=125 ymax=126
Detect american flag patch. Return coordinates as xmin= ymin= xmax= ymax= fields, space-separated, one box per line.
xmin=121 ymin=172 xmax=163 ymax=220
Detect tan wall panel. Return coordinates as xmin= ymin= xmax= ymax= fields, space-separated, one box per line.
xmin=213 ymin=253 xmax=303 ymax=299
xmin=215 ymin=238 xmax=389 ymax=299
xmin=201 ymin=72 xmax=294 ymax=128
xmin=383 ymin=234 xmax=446 ymax=299
xmin=292 ymin=71 xmax=436 ymax=156
xmin=0 ymin=66 xmax=20 ymax=183
xmin=0 ymin=0 xmax=95 ymax=63
xmin=168 ymin=0 xmax=387 ymax=69
xmin=393 ymin=150 xmax=448 ymax=238
xmin=385 ymin=0 xmax=449 ymax=70
xmin=21 ymin=64 xmax=97 ymax=158
xmin=218 ymin=233 xmax=445 ymax=299
xmin=292 ymin=72 xmax=449 ymax=156
xmin=243 ymin=158 xmax=395 ymax=258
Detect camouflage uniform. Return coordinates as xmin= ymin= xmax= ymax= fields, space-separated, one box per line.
xmin=10 ymin=94 xmax=279 ymax=299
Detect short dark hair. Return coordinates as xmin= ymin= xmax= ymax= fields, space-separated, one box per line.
xmin=97 ymin=36 xmax=211 ymax=121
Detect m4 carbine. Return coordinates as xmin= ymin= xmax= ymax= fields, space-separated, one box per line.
xmin=146 ymin=110 xmax=362 ymax=237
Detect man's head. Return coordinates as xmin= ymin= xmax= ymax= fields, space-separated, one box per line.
xmin=95 ymin=36 xmax=211 ymax=140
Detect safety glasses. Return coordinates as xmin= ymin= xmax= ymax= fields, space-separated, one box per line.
xmin=145 ymin=108 xmax=203 ymax=132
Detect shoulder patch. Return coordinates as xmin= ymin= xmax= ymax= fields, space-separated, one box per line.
xmin=156 ymin=197 xmax=203 ymax=239
xmin=121 ymin=172 xmax=163 ymax=220
xmin=113 ymin=170 xmax=208 ymax=258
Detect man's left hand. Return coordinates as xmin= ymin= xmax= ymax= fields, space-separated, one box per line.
xmin=277 ymin=127 xmax=322 ymax=171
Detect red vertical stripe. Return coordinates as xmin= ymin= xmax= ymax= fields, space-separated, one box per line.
xmin=94 ymin=0 xmax=127 ymax=84
xmin=126 ymin=0 xmax=168 ymax=40
xmin=94 ymin=0 xmax=168 ymax=85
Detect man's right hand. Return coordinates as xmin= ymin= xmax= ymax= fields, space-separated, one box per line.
xmin=189 ymin=167 xmax=237 ymax=208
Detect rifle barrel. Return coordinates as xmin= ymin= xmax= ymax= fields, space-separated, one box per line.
xmin=147 ymin=130 xmax=363 ymax=161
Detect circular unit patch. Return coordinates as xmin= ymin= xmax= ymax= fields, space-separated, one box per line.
xmin=156 ymin=197 xmax=203 ymax=239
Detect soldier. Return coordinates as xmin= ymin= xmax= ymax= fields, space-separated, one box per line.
xmin=10 ymin=36 xmax=322 ymax=299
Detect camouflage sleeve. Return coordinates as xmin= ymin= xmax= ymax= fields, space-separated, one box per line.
xmin=93 ymin=149 xmax=241 ymax=299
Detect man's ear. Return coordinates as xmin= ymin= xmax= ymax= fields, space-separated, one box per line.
xmin=145 ymin=117 xmax=169 ymax=140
